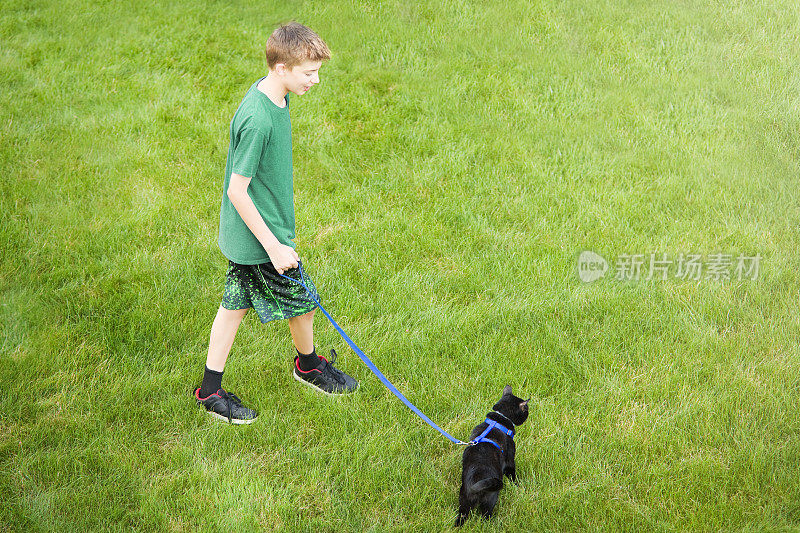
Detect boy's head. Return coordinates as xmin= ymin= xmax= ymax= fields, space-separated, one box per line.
xmin=265 ymin=22 xmax=330 ymax=68
xmin=265 ymin=22 xmax=330 ymax=96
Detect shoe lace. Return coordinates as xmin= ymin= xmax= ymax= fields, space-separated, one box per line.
xmin=219 ymin=390 xmax=243 ymax=422
xmin=324 ymin=349 xmax=347 ymax=384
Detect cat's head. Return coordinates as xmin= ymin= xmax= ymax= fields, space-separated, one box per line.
xmin=492 ymin=385 xmax=529 ymax=426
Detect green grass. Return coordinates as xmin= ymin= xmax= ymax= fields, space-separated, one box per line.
xmin=3 ymin=0 xmax=800 ymax=530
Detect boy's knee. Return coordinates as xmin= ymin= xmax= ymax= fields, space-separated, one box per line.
xmin=217 ymin=305 xmax=249 ymax=322
xmin=289 ymin=309 xmax=315 ymax=323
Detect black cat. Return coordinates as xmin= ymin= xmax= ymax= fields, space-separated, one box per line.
xmin=455 ymin=385 xmax=529 ymax=527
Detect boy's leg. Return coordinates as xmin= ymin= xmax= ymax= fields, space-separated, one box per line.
xmin=289 ymin=309 xmax=323 ymax=372
xmin=195 ymin=305 xmax=258 ymax=424
xmin=207 ymin=305 xmax=249 ymax=371
xmin=288 ymin=308 xmax=316 ymax=356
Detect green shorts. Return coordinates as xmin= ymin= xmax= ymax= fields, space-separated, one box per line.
xmin=221 ymin=260 xmax=319 ymax=323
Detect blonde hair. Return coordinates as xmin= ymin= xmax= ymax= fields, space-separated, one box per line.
xmin=265 ymin=22 xmax=331 ymax=69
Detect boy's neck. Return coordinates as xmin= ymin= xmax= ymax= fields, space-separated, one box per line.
xmin=257 ymin=72 xmax=287 ymax=108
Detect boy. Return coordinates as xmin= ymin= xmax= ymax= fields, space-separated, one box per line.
xmin=194 ymin=22 xmax=358 ymax=425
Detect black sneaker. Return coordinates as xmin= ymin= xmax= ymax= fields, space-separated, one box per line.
xmin=293 ymin=349 xmax=358 ymax=395
xmin=194 ymin=388 xmax=258 ymax=424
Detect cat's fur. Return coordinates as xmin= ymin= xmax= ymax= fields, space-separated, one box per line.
xmin=455 ymin=385 xmax=529 ymax=527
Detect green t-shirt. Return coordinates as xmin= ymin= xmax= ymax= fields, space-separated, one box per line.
xmin=218 ymin=77 xmax=294 ymax=265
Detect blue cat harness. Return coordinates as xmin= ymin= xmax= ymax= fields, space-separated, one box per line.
xmin=471 ymin=412 xmax=515 ymax=452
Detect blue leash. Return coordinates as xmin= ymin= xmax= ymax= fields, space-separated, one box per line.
xmin=275 ymin=262 xmax=471 ymax=447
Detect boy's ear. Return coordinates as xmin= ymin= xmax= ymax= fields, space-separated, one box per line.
xmin=274 ymin=63 xmax=287 ymax=75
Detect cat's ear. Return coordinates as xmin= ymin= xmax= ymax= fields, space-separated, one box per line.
xmin=503 ymin=385 xmax=513 ymax=396
xmin=519 ymin=400 xmax=529 ymax=412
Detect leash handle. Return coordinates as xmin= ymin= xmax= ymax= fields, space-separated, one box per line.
xmin=277 ymin=262 xmax=470 ymax=446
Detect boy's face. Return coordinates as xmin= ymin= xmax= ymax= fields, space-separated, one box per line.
xmin=279 ymin=60 xmax=323 ymax=96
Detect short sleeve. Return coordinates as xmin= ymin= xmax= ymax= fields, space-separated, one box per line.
xmin=232 ymin=128 xmax=268 ymax=178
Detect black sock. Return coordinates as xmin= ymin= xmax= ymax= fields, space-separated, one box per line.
xmin=199 ymin=366 xmax=224 ymax=398
xmin=297 ymin=348 xmax=321 ymax=372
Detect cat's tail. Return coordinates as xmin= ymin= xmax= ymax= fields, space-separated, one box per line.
xmin=471 ymin=477 xmax=503 ymax=494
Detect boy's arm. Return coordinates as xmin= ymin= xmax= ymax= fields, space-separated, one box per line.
xmin=227 ymin=172 xmax=299 ymax=274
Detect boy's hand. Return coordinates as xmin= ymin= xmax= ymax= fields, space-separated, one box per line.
xmin=266 ymin=244 xmax=300 ymax=274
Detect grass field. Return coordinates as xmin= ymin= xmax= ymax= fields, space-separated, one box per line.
xmin=3 ymin=0 xmax=800 ymax=531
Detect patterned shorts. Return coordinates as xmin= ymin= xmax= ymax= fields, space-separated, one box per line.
xmin=221 ymin=260 xmax=319 ymax=323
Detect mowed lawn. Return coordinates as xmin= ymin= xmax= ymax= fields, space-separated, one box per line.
xmin=3 ymin=0 xmax=800 ymax=531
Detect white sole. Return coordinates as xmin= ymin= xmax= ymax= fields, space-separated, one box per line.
xmin=293 ymin=370 xmax=357 ymax=396
xmin=205 ymin=409 xmax=257 ymax=425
